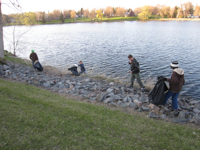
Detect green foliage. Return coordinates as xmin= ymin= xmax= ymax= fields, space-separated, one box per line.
xmin=138 ymin=6 xmax=152 ymax=20
xmin=15 ymin=12 xmax=36 ymax=25
xmin=3 ymin=50 xmax=31 ymax=65
xmin=0 ymin=79 xmax=200 ymax=149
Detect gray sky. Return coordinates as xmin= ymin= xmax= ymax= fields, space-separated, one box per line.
xmin=2 ymin=0 xmax=199 ymax=14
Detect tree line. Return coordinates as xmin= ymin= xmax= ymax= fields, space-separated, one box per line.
xmin=2 ymin=1 xmax=200 ymax=25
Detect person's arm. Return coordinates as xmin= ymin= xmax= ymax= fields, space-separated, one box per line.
xmin=167 ymin=72 xmax=179 ymax=84
xmin=29 ymin=53 xmax=32 ymax=60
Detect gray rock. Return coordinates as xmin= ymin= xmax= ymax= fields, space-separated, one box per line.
xmin=149 ymin=112 xmax=160 ymax=118
xmin=160 ymin=114 xmax=167 ymax=119
xmin=43 ymin=82 xmax=51 ymax=88
xmin=171 ymin=118 xmax=188 ymax=124
xmin=138 ymin=108 xmax=142 ymax=112
xmin=193 ymin=109 xmax=200 ymax=114
xmin=11 ymin=73 xmax=17 ymax=79
xmin=177 ymin=111 xmax=186 ymax=119
xmin=50 ymin=81 xmax=55 ymax=85
xmin=97 ymin=92 xmax=106 ymax=102
xmin=109 ymin=82 xmax=115 ymax=86
xmin=141 ymin=106 xmax=149 ymax=111
xmin=90 ymin=97 xmax=96 ymax=101
xmin=110 ymin=102 xmax=118 ymax=106
xmin=106 ymin=88 xmax=114 ymax=94
xmin=0 ymin=70 xmax=5 ymax=75
xmin=123 ymin=96 xmax=132 ymax=103
xmin=120 ymin=87 xmax=125 ymax=95
xmin=190 ymin=100 xmax=200 ymax=105
xmin=59 ymin=90 xmax=64 ymax=93
xmin=139 ymin=95 xmax=147 ymax=103
xmin=194 ymin=103 xmax=200 ymax=110
xmin=119 ymin=103 xmax=127 ymax=108
xmin=58 ymin=84 xmax=65 ymax=88
xmin=129 ymin=103 xmax=138 ymax=109
xmin=103 ymin=98 xmax=113 ymax=104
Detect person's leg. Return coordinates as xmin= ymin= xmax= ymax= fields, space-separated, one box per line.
xmin=171 ymin=92 xmax=179 ymax=110
xmin=135 ymin=73 xmax=144 ymax=88
xmin=131 ymin=73 xmax=135 ymax=86
xmin=163 ymin=90 xmax=174 ymax=105
xmin=32 ymin=61 xmax=36 ymax=69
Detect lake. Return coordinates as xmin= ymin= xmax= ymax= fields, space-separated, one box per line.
xmin=3 ymin=21 xmax=200 ymax=100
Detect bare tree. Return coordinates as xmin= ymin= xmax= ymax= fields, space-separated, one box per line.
xmin=0 ymin=0 xmax=4 ymax=58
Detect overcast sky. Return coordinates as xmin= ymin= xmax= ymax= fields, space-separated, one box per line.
xmin=2 ymin=0 xmax=199 ymax=14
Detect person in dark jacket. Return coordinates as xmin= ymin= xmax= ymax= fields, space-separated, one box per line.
xmin=68 ymin=64 xmax=80 ymax=76
xmin=163 ymin=61 xmax=185 ymax=110
xmin=78 ymin=61 xmax=86 ymax=74
xmin=127 ymin=54 xmax=145 ymax=90
xmin=29 ymin=50 xmax=38 ymax=70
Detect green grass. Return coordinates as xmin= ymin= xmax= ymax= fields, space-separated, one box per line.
xmin=0 ymin=79 xmax=199 ymax=149
xmin=2 ymin=50 xmax=31 ymax=65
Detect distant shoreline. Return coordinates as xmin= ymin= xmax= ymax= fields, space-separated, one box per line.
xmin=4 ymin=17 xmax=200 ymax=27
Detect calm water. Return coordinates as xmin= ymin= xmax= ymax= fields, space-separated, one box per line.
xmin=3 ymin=21 xmax=200 ymax=99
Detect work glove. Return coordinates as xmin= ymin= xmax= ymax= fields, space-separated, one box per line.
xmin=163 ymin=78 xmax=167 ymax=81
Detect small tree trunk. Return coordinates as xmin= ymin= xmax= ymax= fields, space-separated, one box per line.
xmin=0 ymin=1 xmax=4 ymax=58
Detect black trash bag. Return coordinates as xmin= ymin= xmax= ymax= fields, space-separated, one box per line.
xmin=34 ymin=61 xmax=43 ymax=71
xmin=148 ymin=76 xmax=168 ymax=105
xmin=68 ymin=67 xmax=80 ymax=76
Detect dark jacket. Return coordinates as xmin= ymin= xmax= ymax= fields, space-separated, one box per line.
xmin=129 ymin=58 xmax=140 ymax=74
xmin=78 ymin=64 xmax=85 ymax=72
xmin=30 ymin=52 xmax=38 ymax=62
xmin=167 ymin=68 xmax=185 ymax=93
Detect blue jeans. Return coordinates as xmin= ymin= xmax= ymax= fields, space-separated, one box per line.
xmin=163 ymin=90 xmax=179 ymax=110
xmin=32 ymin=61 xmax=36 ymax=69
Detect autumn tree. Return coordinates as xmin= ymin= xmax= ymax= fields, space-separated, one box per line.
xmin=170 ymin=7 xmax=175 ymax=18
xmin=52 ymin=10 xmax=61 ymax=20
xmin=138 ymin=6 xmax=152 ymax=20
xmin=70 ymin=10 xmax=76 ymax=20
xmin=88 ymin=9 xmax=96 ymax=21
xmin=116 ymin=7 xmax=125 ymax=18
xmin=183 ymin=2 xmax=194 ymax=18
xmin=163 ymin=6 xmax=171 ymax=18
xmin=63 ymin=10 xmax=71 ymax=18
xmin=194 ymin=5 xmax=200 ymax=16
xmin=96 ymin=9 xmax=103 ymax=20
xmin=104 ymin=6 xmax=113 ymax=19
xmin=134 ymin=7 xmax=142 ymax=16
xmin=59 ymin=11 xmax=64 ymax=23
xmin=83 ymin=9 xmax=89 ymax=18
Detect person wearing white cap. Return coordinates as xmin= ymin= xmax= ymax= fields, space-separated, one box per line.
xmin=163 ymin=61 xmax=185 ymax=111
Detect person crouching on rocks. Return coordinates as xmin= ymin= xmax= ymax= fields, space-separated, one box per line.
xmin=163 ymin=61 xmax=185 ymax=111
xmin=78 ymin=61 xmax=86 ymax=74
xmin=29 ymin=50 xmax=38 ymax=70
xmin=68 ymin=64 xmax=80 ymax=76
xmin=127 ymin=54 xmax=145 ymax=91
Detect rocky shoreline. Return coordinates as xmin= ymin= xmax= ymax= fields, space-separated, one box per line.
xmin=0 ymin=61 xmax=200 ymax=126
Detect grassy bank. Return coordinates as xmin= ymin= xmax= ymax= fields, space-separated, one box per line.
xmin=0 ymin=79 xmax=200 ymax=149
